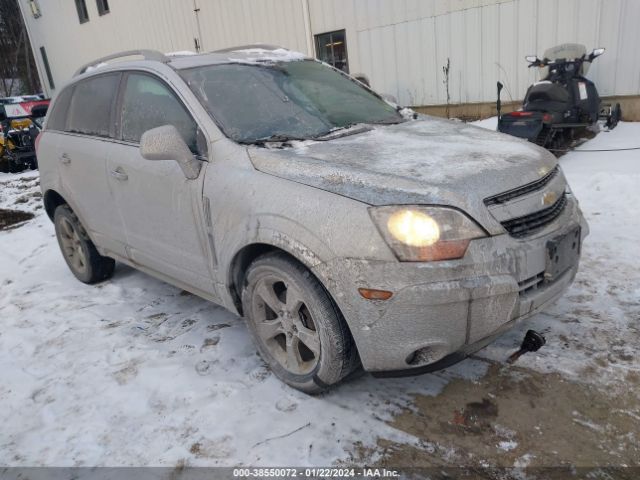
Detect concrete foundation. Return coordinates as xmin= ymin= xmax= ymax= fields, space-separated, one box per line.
xmin=413 ymin=95 xmax=640 ymax=122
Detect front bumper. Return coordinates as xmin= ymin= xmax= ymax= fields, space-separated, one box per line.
xmin=314 ymin=194 xmax=588 ymax=373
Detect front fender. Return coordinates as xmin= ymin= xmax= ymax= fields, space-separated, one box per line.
xmin=234 ymin=214 xmax=335 ymax=267
xmin=216 ymin=214 xmax=336 ymax=309
xmin=218 ymin=223 xmax=369 ymax=359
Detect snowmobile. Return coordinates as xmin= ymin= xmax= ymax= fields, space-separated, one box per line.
xmin=0 ymin=102 xmax=48 ymax=173
xmin=497 ymin=44 xmax=621 ymax=151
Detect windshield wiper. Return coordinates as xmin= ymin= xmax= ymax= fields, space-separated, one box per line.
xmin=248 ymin=120 xmax=397 ymax=145
xmin=368 ymin=117 xmax=408 ymax=125
xmin=249 ymin=133 xmax=309 ymax=145
xmin=313 ymin=123 xmax=373 ymax=141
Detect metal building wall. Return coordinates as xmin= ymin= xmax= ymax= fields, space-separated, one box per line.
xmin=20 ymin=0 xmax=196 ymax=96
xmin=308 ymin=0 xmax=640 ymax=106
xmin=18 ymin=0 xmax=311 ymax=97
xmin=20 ymin=0 xmax=640 ymax=106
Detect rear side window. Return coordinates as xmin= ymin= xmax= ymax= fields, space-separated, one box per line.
xmin=120 ymin=73 xmax=198 ymax=153
xmin=46 ymin=87 xmax=74 ymax=131
xmin=67 ymin=74 xmax=120 ymax=137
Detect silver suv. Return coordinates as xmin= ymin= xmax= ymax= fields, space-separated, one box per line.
xmin=38 ymin=46 xmax=588 ymax=393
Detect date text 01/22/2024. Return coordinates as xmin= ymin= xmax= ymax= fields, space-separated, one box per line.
xmin=233 ymin=468 xmax=400 ymax=478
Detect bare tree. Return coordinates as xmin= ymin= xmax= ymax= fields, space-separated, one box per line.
xmin=0 ymin=0 xmax=40 ymax=97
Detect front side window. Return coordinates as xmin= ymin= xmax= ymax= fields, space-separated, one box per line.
xmin=75 ymin=0 xmax=89 ymax=23
xmin=120 ymin=73 xmax=199 ymax=153
xmin=67 ymin=73 xmax=119 ymax=137
xmin=180 ymin=60 xmax=401 ymax=144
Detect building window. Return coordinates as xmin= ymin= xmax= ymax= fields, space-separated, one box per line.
xmin=75 ymin=0 xmax=89 ymax=23
xmin=96 ymin=0 xmax=109 ymax=16
xmin=315 ymin=30 xmax=349 ymax=73
xmin=40 ymin=46 xmax=55 ymax=90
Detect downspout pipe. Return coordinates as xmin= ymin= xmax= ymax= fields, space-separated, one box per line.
xmin=193 ymin=0 xmax=204 ymax=52
xmin=302 ymin=0 xmax=313 ymax=57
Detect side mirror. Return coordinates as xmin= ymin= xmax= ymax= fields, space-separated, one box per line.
xmin=591 ymin=47 xmax=605 ymax=58
xmin=525 ymin=55 xmax=538 ymax=64
xmin=30 ymin=104 xmax=49 ymax=118
xmin=140 ymin=125 xmax=201 ymax=180
xmin=353 ymin=73 xmax=371 ymax=87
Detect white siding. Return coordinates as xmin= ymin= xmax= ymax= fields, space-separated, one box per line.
xmin=308 ymin=0 xmax=640 ymax=105
xmin=19 ymin=0 xmax=310 ymax=96
xmin=20 ymin=0 xmax=640 ymax=104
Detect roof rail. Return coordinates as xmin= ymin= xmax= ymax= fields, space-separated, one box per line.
xmin=213 ymin=44 xmax=284 ymax=53
xmin=74 ymin=50 xmax=169 ymax=77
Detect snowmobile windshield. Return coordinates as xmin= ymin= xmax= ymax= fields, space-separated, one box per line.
xmin=542 ymin=44 xmax=590 ymax=75
xmin=179 ymin=60 xmax=402 ymax=144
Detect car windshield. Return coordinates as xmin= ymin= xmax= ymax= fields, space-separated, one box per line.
xmin=179 ymin=60 xmax=402 ymax=144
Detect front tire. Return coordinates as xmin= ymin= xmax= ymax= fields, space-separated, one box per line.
xmin=54 ymin=205 xmax=115 ymax=284
xmin=241 ymin=252 xmax=358 ymax=394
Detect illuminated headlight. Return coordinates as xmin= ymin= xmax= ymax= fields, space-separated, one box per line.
xmin=370 ymin=206 xmax=487 ymax=262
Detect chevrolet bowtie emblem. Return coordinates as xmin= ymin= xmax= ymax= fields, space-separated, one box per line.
xmin=542 ymin=191 xmax=558 ymax=206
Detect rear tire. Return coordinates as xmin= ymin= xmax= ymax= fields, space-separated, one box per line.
xmin=54 ymin=205 xmax=115 ymax=284
xmin=8 ymin=158 xmax=22 ymax=173
xmin=241 ymin=252 xmax=359 ymax=394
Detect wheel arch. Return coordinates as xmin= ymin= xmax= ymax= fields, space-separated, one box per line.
xmin=226 ymin=239 xmax=345 ymax=323
xmin=43 ymin=189 xmax=68 ymax=221
xmin=227 ymin=241 xmax=360 ymax=372
xmin=228 ymin=243 xmax=313 ymax=316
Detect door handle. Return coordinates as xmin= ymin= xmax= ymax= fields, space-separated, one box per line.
xmin=60 ymin=153 xmax=71 ymax=165
xmin=110 ymin=168 xmax=128 ymax=181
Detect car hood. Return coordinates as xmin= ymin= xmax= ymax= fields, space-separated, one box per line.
xmin=248 ymin=116 xmax=559 ymax=234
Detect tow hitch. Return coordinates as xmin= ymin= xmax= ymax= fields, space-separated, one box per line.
xmin=507 ymin=330 xmax=546 ymax=364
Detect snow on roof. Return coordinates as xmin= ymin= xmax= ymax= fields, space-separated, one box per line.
xmin=166 ymin=51 xmax=198 ymax=57
xmin=227 ymin=48 xmax=306 ymax=65
xmin=84 ymin=62 xmax=108 ymax=73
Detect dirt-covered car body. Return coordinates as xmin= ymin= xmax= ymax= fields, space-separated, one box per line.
xmin=37 ymin=47 xmax=588 ymax=386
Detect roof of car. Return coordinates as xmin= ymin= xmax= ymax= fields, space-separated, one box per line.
xmin=169 ymin=46 xmax=308 ymax=69
xmin=74 ymin=45 xmax=311 ymax=79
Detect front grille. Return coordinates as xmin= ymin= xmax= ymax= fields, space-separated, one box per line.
xmin=502 ymin=193 xmax=568 ymax=238
xmin=484 ymin=166 xmax=559 ymax=206
xmin=518 ymin=272 xmax=545 ymax=296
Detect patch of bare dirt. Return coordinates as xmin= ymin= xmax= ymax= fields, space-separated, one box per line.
xmin=352 ymin=362 xmax=640 ymax=476
xmin=0 ymin=208 xmax=34 ymax=231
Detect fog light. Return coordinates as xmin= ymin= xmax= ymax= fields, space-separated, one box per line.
xmin=406 ymin=345 xmax=449 ymax=366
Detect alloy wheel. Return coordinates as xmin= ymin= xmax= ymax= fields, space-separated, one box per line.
xmin=58 ymin=217 xmax=88 ymax=275
xmin=251 ymin=275 xmax=321 ymax=375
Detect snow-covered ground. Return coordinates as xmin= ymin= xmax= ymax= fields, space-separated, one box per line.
xmin=0 ymin=121 xmax=638 ymax=468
